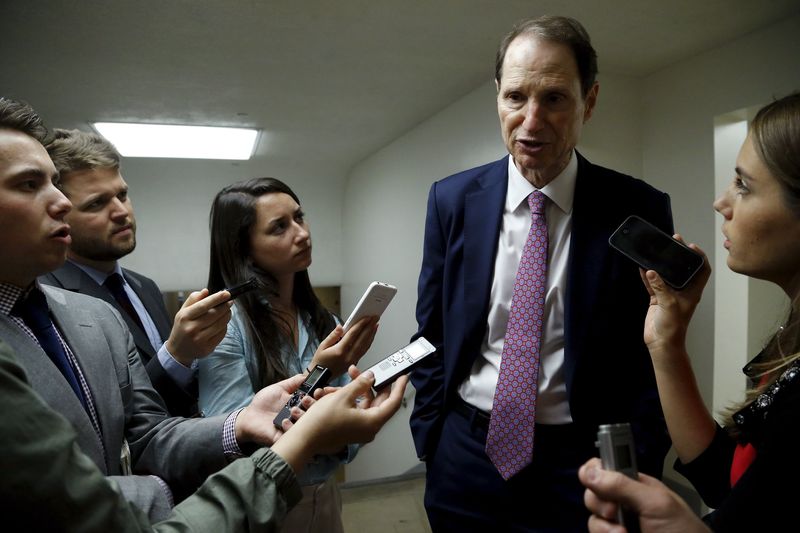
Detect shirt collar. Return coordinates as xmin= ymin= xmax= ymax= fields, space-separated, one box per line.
xmin=506 ymin=151 xmax=577 ymax=215
xmin=0 ymin=281 xmax=38 ymax=316
xmin=67 ymin=259 xmax=124 ymax=286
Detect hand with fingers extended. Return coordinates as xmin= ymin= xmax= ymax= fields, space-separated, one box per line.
xmin=307 ymin=316 xmax=379 ymax=377
xmin=234 ymin=373 xmax=316 ymax=447
xmin=165 ymin=288 xmax=234 ymax=366
xmin=272 ymin=369 xmax=408 ymax=470
xmin=640 ymin=236 xmax=712 ymax=357
xmin=579 ymin=458 xmax=709 ymax=533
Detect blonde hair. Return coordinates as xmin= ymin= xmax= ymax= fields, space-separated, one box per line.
xmin=45 ymin=128 xmax=120 ymax=182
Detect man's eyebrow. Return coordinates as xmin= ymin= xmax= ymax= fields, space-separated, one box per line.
xmin=14 ymin=167 xmax=50 ymax=179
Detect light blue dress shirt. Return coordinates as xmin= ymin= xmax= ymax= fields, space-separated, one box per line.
xmin=68 ymin=260 xmax=197 ymax=388
xmin=198 ymin=304 xmax=357 ymax=485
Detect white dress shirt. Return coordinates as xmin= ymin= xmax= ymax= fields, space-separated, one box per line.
xmin=457 ymin=152 xmax=577 ymax=424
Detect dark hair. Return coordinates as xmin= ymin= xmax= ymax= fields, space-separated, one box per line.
xmin=722 ymin=92 xmax=800 ymax=434
xmin=208 ymin=177 xmax=335 ymax=387
xmin=494 ymin=15 xmax=598 ymax=98
xmin=0 ymin=97 xmax=50 ymax=143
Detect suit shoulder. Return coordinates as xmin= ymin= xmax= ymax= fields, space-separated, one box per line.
xmin=584 ymin=160 xmax=667 ymax=199
xmin=432 ymin=157 xmax=507 ymax=195
xmin=40 ymin=284 xmax=117 ymax=312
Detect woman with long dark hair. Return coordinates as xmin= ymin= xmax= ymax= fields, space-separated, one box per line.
xmin=579 ymin=92 xmax=800 ymax=531
xmin=199 ymin=177 xmax=378 ymax=533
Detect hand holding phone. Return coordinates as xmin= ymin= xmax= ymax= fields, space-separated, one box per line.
xmin=343 ymin=281 xmax=397 ymax=332
xmin=609 ymin=215 xmax=703 ymax=289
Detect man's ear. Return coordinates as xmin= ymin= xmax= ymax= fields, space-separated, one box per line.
xmin=583 ymin=82 xmax=599 ymax=123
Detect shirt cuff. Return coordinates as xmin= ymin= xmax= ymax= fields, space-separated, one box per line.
xmin=223 ymin=408 xmax=245 ymax=458
xmin=157 ymin=343 xmax=198 ymax=390
xmin=150 ymin=475 xmax=175 ymax=508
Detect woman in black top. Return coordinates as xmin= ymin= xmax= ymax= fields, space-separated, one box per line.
xmin=579 ymin=92 xmax=800 ymax=532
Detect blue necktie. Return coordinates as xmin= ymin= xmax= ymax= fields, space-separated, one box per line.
xmin=14 ymin=289 xmax=89 ymax=411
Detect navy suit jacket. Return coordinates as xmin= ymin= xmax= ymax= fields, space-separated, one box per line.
xmin=40 ymin=262 xmax=198 ymax=417
xmin=410 ymin=153 xmax=673 ymax=477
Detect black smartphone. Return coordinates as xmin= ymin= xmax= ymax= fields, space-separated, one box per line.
xmin=608 ymin=215 xmax=703 ymax=289
xmin=273 ymin=365 xmax=332 ymax=430
xmin=224 ymin=277 xmax=259 ymax=300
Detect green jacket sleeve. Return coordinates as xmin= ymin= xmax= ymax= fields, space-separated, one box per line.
xmin=0 ymin=338 xmax=301 ymax=532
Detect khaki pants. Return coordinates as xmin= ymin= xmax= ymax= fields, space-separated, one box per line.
xmin=280 ymin=478 xmax=343 ymax=533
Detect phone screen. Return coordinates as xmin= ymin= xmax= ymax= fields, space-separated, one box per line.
xmin=609 ymin=215 xmax=703 ymax=289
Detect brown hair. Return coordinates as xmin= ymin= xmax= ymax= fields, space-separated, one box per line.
xmin=0 ymin=97 xmax=50 ymax=143
xmin=494 ymin=15 xmax=598 ymax=98
xmin=722 ymin=92 xmax=800 ymax=433
xmin=45 ymin=128 xmax=121 ymax=183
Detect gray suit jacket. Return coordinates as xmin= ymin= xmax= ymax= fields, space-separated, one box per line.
xmin=40 ymin=262 xmax=199 ymax=417
xmin=0 ymin=285 xmax=228 ymax=520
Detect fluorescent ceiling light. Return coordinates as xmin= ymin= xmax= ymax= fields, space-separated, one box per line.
xmin=92 ymin=122 xmax=259 ymax=160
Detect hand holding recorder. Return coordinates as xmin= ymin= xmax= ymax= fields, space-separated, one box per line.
xmin=579 ymin=456 xmax=707 ymax=533
xmin=165 ymin=277 xmax=260 ymax=366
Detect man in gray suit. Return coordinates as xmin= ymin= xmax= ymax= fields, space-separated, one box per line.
xmin=0 ymin=97 xmax=312 ymax=522
xmin=40 ymin=128 xmax=229 ymax=417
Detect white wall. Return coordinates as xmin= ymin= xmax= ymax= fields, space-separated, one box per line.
xmin=342 ymin=13 xmax=800 ymax=485
xmin=115 ymin=156 xmax=346 ymax=290
xmin=341 ymin=72 xmax=646 ymax=482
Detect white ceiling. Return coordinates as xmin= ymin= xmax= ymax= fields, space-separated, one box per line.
xmin=2 ymin=0 xmax=799 ymax=175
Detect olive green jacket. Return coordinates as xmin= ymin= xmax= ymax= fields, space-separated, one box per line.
xmin=0 ymin=338 xmax=302 ymax=532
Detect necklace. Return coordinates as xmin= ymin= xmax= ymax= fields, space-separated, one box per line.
xmin=733 ymin=328 xmax=800 ymax=438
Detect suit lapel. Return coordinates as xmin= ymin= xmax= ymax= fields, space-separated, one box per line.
xmin=123 ymin=269 xmax=171 ymax=342
xmin=43 ymin=287 xmax=123 ymax=473
xmin=463 ymin=161 xmax=507 ymax=337
xmin=0 ymin=300 xmax=110 ymax=471
xmin=50 ymin=262 xmax=158 ymax=362
xmin=564 ymin=154 xmax=612 ymax=390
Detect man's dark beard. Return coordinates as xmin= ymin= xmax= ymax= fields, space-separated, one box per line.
xmin=70 ymin=238 xmax=136 ymax=262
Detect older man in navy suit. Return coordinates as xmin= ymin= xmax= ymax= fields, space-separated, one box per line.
xmin=410 ymin=16 xmax=672 ymax=531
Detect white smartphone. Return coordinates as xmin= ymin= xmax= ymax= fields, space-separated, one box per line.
xmin=364 ymin=337 xmax=436 ymax=390
xmin=342 ymin=281 xmax=397 ymax=332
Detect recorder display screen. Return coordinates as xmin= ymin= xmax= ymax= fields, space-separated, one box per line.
xmin=406 ymin=342 xmax=429 ymax=361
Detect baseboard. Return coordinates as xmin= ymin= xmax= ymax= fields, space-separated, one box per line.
xmin=340 ymin=462 xmax=426 ymax=489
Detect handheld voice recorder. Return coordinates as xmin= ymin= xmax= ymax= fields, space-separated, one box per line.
xmin=363 ymin=337 xmax=435 ymax=390
xmin=272 ymin=365 xmax=332 ymax=430
xmin=223 ymin=277 xmax=259 ymax=300
xmin=596 ymin=423 xmax=641 ymax=533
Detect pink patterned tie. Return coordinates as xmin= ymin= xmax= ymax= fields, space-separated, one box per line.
xmin=486 ymin=190 xmax=548 ymax=480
